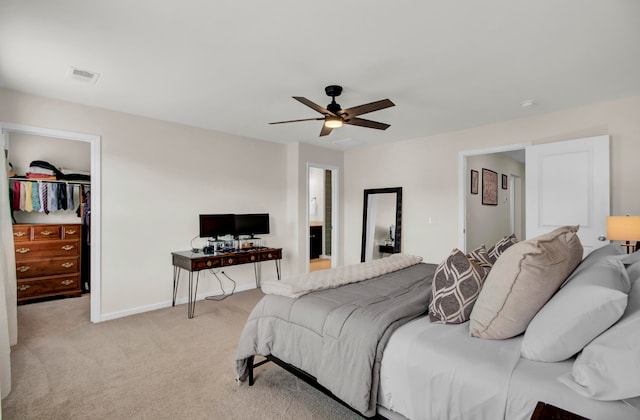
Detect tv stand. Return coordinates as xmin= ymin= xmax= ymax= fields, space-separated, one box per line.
xmin=171 ymin=247 xmax=282 ymax=318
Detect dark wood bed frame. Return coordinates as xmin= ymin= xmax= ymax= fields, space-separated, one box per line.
xmin=247 ymin=354 xmax=383 ymax=419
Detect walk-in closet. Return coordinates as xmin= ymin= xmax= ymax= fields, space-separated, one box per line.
xmin=6 ymin=131 xmax=91 ymax=308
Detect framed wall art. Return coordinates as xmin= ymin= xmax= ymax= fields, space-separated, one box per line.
xmin=502 ymin=174 xmax=508 ymax=190
xmin=470 ymin=170 xmax=478 ymax=194
xmin=482 ymin=168 xmax=498 ymax=205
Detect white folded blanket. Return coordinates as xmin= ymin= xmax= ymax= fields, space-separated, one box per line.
xmin=261 ymin=253 xmax=423 ymax=298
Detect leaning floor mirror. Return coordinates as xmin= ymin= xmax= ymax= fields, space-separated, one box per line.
xmin=361 ymin=187 xmax=402 ymax=262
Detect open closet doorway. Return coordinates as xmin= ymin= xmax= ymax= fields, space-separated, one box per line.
xmin=459 ymin=144 xmax=527 ymax=253
xmin=308 ymin=164 xmax=338 ymax=272
xmin=1 ymin=122 xmax=101 ymax=322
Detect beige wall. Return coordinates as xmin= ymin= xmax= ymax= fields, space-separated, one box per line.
xmin=0 ymin=88 xmax=290 ymax=319
xmin=344 ymin=95 xmax=640 ymax=265
xmin=3 ymin=86 xmax=640 ymax=319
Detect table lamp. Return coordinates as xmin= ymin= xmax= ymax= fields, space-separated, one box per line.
xmin=607 ymin=216 xmax=640 ymax=253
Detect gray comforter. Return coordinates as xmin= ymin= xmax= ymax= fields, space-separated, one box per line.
xmin=235 ymin=262 xmax=436 ymax=417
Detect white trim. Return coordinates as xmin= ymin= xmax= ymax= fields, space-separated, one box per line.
xmin=0 ymin=122 xmax=103 ymax=323
xmin=458 ymin=142 xmax=530 ymax=252
xmin=101 ymin=282 xmax=258 ymax=321
xmin=307 ymin=162 xmax=339 ymax=271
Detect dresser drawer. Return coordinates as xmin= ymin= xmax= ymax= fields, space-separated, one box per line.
xmin=17 ymin=274 xmax=81 ymax=301
xmin=14 ymin=239 xmax=80 ymax=261
xmin=12 ymin=225 xmax=31 ymax=242
xmin=16 ymin=256 xmax=80 ymax=279
xmin=191 ymin=257 xmax=223 ymax=271
xmin=223 ymin=253 xmax=258 ymax=265
xmin=260 ymin=249 xmax=282 ymax=261
xmin=32 ymin=225 xmax=63 ymax=241
xmin=62 ymin=225 xmax=81 ymax=239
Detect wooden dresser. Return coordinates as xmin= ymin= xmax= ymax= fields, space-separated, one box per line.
xmin=12 ymin=223 xmax=83 ymax=304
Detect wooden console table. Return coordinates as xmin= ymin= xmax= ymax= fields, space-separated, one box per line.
xmin=171 ymin=247 xmax=282 ymax=318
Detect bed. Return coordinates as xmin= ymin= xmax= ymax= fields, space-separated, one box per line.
xmin=235 ymin=227 xmax=640 ymax=419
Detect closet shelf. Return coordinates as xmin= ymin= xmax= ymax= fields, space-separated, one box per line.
xmin=9 ymin=177 xmax=91 ymax=186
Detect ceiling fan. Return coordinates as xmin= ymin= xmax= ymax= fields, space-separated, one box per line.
xmin=269 ymin=85 xmax=395 ymax=137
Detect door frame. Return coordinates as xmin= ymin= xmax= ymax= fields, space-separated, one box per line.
xmin=458 ymin=142 xmax=530 ymax=252
xmin=306 ymin=162 xmax=339 ymax=271
xmin=1 ymin=122 xmax=102 ymax=323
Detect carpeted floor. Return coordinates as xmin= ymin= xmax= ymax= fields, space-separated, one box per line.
xmin=2 ymin=290 xmax=362 ymax=419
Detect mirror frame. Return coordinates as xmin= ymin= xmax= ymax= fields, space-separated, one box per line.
xmin=361 ymin=187 xmax=403 ymax=262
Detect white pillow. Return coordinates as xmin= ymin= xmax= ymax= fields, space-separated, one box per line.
xmin=559 ymin=269 xmax=640 ymax=400
xmin=521 ymin=255 xmax=631 ymax=362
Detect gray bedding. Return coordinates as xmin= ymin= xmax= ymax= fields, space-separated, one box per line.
xmin=235 ymin=262 xmax=436 ymax=417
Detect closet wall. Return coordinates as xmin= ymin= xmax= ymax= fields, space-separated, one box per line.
xmin=8 ymin=132 xmax=90 ymax=224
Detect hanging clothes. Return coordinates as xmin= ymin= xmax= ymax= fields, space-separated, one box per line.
xmin=81 ymin=189 xmax=91 ymax=245
xmin=24 ymin=182 xmax=33 ymax=212
xmin=19 ymin=182 xmax=27 ymax=210
xmin=67 ymin=184 xmax=74 ymax=211
xmin=48 ymin=183 xmax=59 ymax=212
xmin=56 ymin=183 xmax=66 ymax=210
xmin=11 ymin=181 xmax=20 ymax=211
xmin=31 ymin=181 xmax=40 ymax=212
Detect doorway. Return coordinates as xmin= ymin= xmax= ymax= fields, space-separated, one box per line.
xmin=460 ymin=136 xmax=610 ymax=255
xmin=1 ymin=122 xmax=101 ymax=322
xmin=459 ymin=143 xmax=528 ymax=252
xmin=308 ymin=164 xmax=338 ymax=272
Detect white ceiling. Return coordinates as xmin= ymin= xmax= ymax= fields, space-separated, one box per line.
xmin=1 ymin=1 xmax=639 ymax=150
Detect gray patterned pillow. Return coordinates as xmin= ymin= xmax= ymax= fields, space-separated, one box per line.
xmin=488 ymin=233 xmax=519 ymax=263
xmin=429 ymin=248 xmax=488 ymax=324
xmin=467 ymin=245 xmax=493 ymax=275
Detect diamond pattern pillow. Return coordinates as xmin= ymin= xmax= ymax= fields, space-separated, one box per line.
xmin=429 ymin=248 xmax=488 ymax=324
xmin=467 ymin=245 xmax=493 ymax=275
xmin=488 ymin=233 xmax=519 ymax=263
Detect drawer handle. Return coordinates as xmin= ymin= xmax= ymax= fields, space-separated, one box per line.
xmin=16 ymin=247 xmax=30 ymax=254
xmin=40 ymin=230 xmax=53 ymax=236
xmin=66 ymin=229 xmax=77 ymax=235
xmin=228 ymin=258 xmax=234 ymax=264
xmin=61 ymin=279 xmax=74 ymax=286
xmin=17 ymin=266 xmax=30 ymax=273
xmin=18 ymin=285 xmax=31 ymax=291
xmin=251 ymin=255 xmax=256 ymax=261
xmin=206 ymin=261 xmax=212 ymax=267
xmin=61 ymin=245 xmax=75 ymax=251
xmin=61 ymin=262 xmax=75 ymax=269
xmin=14 ymin=231 xmax=26 ymax=237
xmin=268 ymin=253 xmax=273 ymax=258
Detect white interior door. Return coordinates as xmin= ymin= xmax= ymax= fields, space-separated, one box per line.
xmin=525 ymin=135 xmax=610 ymax=255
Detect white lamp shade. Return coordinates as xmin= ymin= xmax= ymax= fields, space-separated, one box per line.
xmin=607 ymin=216 xmax=640 ymax=241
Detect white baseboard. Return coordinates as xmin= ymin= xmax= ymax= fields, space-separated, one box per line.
xmin=98 ymin=282 xmax=258 ymax=322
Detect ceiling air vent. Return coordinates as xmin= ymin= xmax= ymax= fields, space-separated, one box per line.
xmin=68 ymin=66 xmax=100 ymax=85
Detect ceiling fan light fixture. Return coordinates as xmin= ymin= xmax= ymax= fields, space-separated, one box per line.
xmin=324 ymin=117 xmax=343 ymax=129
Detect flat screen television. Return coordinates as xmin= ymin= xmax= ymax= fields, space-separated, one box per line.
xmin=199 ymin=214 xmax=235 ymax=238
xmin=234 ymin=213 xmax=270 ymax=238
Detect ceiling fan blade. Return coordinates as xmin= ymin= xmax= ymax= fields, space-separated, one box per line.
xmin=344 ymin=117 xmax=390 ymax=131
xmin=269 ymin=117 xmax=324 ymax=125
xmin=293 ymin=96 xmax=336 ymax=116
xmin=339 ymin=99 xmax=395 ymax=118
xmin=319 ymin=124 xmax=333 ymax=137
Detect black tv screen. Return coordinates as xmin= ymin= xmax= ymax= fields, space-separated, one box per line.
xmin=199 ymin=214 xmax=235 ymax=238
xmin=234 ymin=213 xmax=270 ymax=237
